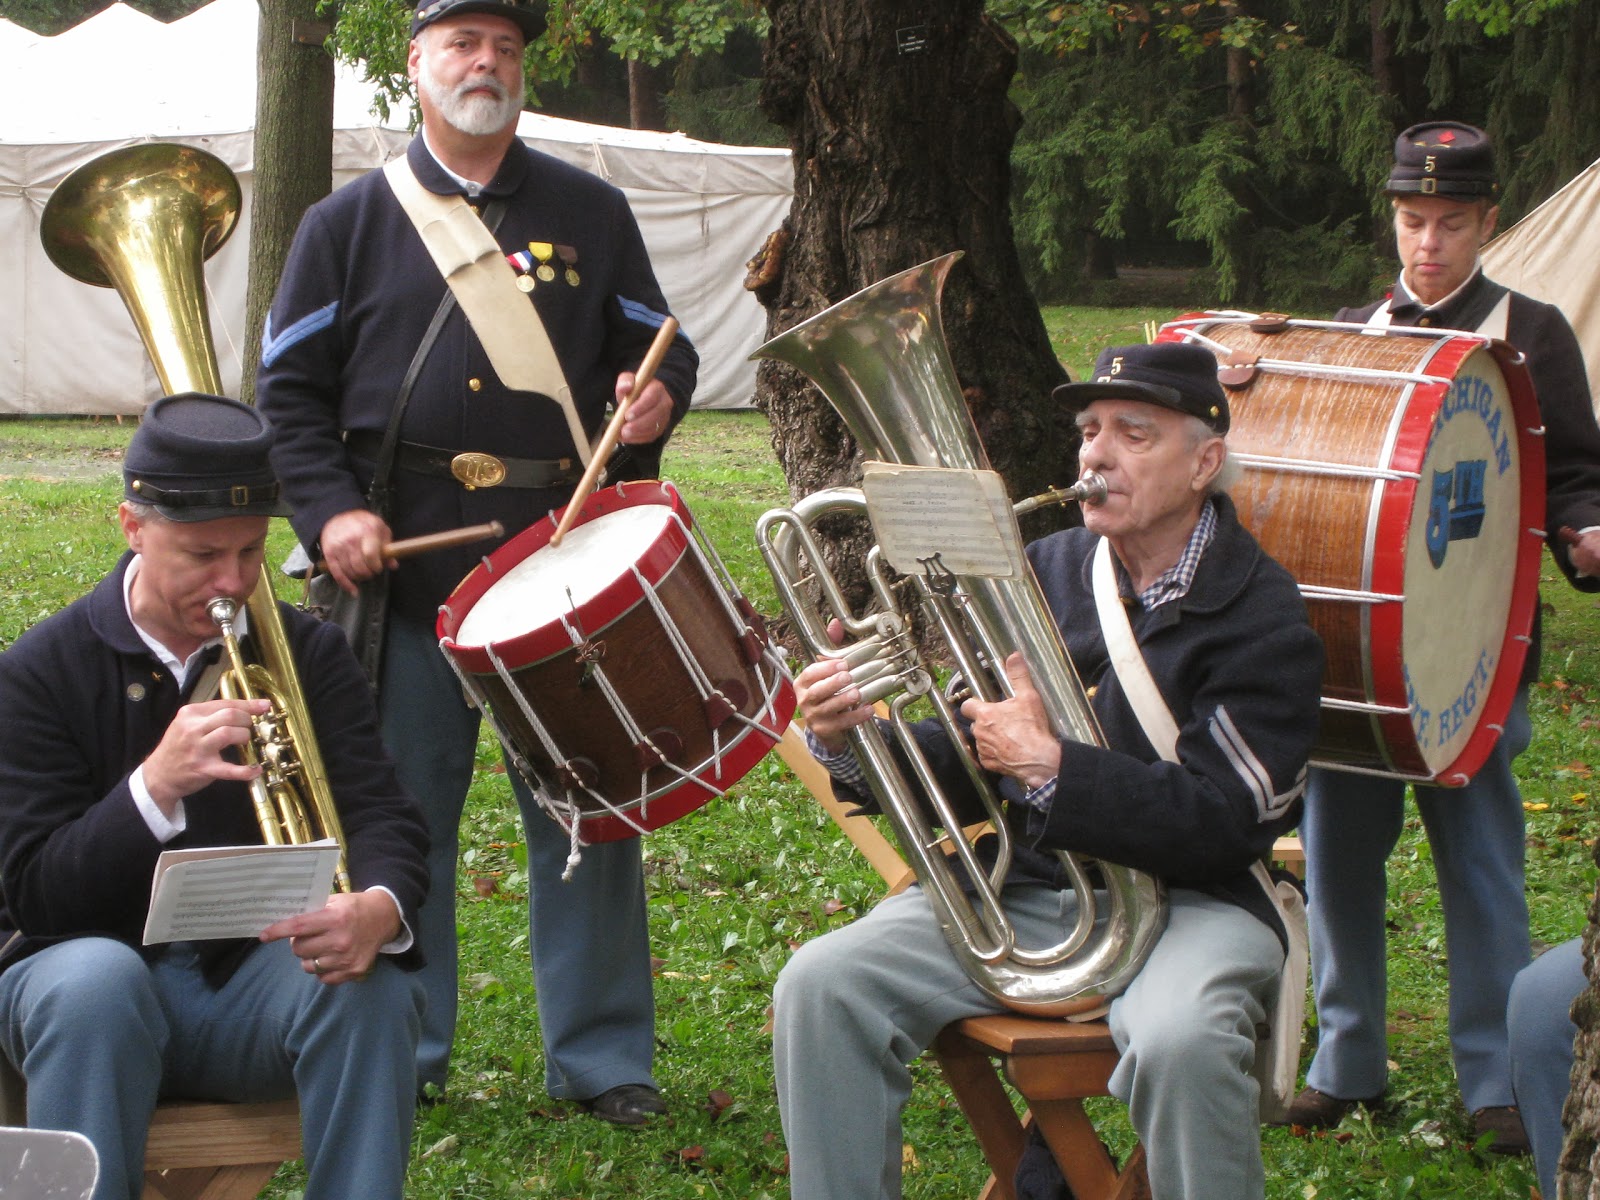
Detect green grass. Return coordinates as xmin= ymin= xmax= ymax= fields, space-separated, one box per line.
xmin=2 ymin=364 xmax=1596 ymax=1198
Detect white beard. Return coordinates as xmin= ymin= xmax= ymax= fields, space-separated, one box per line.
xmin=419 ymin=58 xmax=523 ymax=137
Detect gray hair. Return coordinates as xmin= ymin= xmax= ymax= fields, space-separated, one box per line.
xmin=123 ymin=500 xmax=166 ymax=524
xmin=1182 ymin=414 xmax=1238 ymax=495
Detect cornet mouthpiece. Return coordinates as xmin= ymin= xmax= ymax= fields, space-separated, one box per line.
xmin=207 ymin=596 xmax=238 ymax=627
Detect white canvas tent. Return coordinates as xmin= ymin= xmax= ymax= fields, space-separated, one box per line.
xmin=1481 ymin=157 xmax=1600 ymax=419
xmin=0 ymin=0 xmax=793 ymax=416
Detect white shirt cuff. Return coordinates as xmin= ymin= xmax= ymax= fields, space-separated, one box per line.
xmin=130 ymin=765 xmax=186 ymax=842
xmin=367 ymin=885 xmax=414 ymax=955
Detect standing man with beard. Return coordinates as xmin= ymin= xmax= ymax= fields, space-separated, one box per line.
xmin=257 ymin=0 xmax=698 ymax=1126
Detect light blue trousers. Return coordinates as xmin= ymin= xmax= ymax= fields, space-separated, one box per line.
xmin=1509 ymin=936 xmax=1584 ymax=1200
xmin=773 ymin=885 xmax=1282 ymax=1200
xmin=0 ymin=937 xmax=422 ymax=1200
xmin=1302 ymin=688 xmax=1532 ymax=1111
xmin=380 ymin=614 xmax=656 ymax=1098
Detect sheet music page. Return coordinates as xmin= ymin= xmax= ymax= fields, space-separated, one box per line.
xmin=142 ymin=840 xmax=340 ymax=944
xmin=860 ymin=463 xmax=1027 ymax=579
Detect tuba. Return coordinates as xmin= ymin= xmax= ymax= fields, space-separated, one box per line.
xmin=753 ymin=253 xmax=1165 ymax=1016
xmin=41 ymin=143 xmax=351 ymax=891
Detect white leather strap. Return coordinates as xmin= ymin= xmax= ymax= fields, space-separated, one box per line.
xmin=1089 ymin=535 xmax=1305 ymax=1121
xmin=382 ymin=157 xmax=592 ymax=466
xmin=1091 ymin=538 xmax=1178 ymax=761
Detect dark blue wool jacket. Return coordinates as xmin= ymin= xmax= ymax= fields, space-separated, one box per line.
xmin=840 ymin=495 xmax=1324 ymax=947
xmin=257 ymin=134 xmax=699 ymax=622
xmin=0 ymin=555 xmax=430 ymax=979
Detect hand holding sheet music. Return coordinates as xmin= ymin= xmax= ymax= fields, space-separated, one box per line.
xmin=142 ymin=840 xmax=341 ymax=944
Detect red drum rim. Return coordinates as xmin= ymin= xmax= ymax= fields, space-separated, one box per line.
xmin=1367 ymin=336 xmax=1544 ymax=784
xmin=1156 ymin=320 xmax=1545 ymax=785
xmin=437 ymin=479 xmax=692 ymax=672
xmin=573 ymin=677 xmax=798 ymax=843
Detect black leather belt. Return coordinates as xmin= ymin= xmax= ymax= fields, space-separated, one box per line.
xmin=346 ymin=431 xmax=580 ymax=491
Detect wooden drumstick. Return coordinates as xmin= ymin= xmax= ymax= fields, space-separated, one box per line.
xmin=315 ymin=521 xmax=504 ymax=574
xmin=1557 ymin=525 xmax=1580 ymax=547
xmin=549 ymin=316 xmax=680 ymax=548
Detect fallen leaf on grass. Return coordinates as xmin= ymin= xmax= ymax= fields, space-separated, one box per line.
xmin=422 ymin=1134 xmax=460 ymax=1160
xmin=473 ymin=874 xmax=499 ymax=897
xmin=705 ymin=1088 xmax=736 ymax=1121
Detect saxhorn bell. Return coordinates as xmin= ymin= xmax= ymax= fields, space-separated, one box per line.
xmin=753 ymin=252 xmax=1165 ymax=1017
xmin=42 ymin=143 xmax=351 ymax=890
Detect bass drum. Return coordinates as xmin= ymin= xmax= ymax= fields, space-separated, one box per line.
xmin=1158 ymin=315 xmax=1545 ymax=785
xmin=438 ymin=480 xmax=795 ymax=846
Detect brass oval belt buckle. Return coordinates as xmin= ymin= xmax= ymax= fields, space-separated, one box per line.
xmin=450 ymin=452 xmax=506 ymax=490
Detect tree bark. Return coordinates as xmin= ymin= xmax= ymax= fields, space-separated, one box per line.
xmin=1562 ymin=902 xmax=1600 ymax=1195
xmin=627 ymin=58 xmax=669 ymax=131
xmin=242 ymin=0 xmax=335 ymax=404
xmin=754 ymin=1 xmax=1075 ymax=617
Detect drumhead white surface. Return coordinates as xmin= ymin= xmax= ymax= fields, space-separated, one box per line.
xmin=454 ymin=504 xmax=675 ymax=648
xmin=1399 ymin=346 xmax=1520 ymax=774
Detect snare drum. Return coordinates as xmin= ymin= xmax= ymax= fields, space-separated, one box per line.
xmin=438 ymin=480 xmax=796 ymax=845
xmin=1158 ymin=316 xmax=1546 ymax=784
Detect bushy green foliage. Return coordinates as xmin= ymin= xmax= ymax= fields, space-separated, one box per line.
xmin=1005 ymin=0 xmax=1598 ymax=309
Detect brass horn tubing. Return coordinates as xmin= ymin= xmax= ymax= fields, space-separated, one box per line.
xmin=246 ymin=572 xmax=352 ymax=893
xmin=1012 ymin=472 xmax=1109 ymax=518
xmin=209 ymin=598 xmax=293 ymax=847
xmin=756 ymin=493 xmax=913 ymax=651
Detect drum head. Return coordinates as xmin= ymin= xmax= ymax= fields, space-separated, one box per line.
xmin=1159 ymin=318 xmax=1543 ymax=784
xmin=1393 ymin=344 xmax=1530 ymax=777
xmin=453 ymin=504 xmax=675 ymax=650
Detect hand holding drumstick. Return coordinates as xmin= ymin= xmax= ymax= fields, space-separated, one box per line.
xmin=316 ymin=520 xmax=504 ymax=592
xmin=550 ymin=317 xmax=680 ymax=547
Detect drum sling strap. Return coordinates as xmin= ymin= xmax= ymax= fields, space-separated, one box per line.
xmin=382 ymin=156 xmax=593 ymax=468
xmin=1089 ymin=536 xmax=1309 ymax=1124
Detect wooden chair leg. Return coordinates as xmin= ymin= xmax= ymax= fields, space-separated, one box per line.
xmin=932 ymin=1029 xmax=1025 ymax=1200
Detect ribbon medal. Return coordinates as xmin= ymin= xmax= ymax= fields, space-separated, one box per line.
xmin=556 ymin=244 xmax=580 ymax=287
xmin=506 ymin=249 xmax=537 ymax=291
xmin=529 ymin=241 xmax=558 ymax=282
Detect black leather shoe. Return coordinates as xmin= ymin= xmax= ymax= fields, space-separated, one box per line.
xmin=1473 ymin=1105 xmax=1531 ymax=1155
xmin=581 ymin=1083 xmax=667 ymax=1127
xmin=1284 ymin=1085 xmax=1385 ymax=1128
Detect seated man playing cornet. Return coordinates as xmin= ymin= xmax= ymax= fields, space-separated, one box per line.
xmin=0 ymin=393 xmax=429 ymax=1200
xmin=777 ymin=342 xmax=1323 ymax=1200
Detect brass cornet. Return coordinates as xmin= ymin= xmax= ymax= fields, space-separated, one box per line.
xmin=42 ymin=143 xmax=351 ymax=889
xmin=210 ymin=598 xmax=351 ymax=892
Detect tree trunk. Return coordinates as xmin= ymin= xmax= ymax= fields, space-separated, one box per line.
xmin=627 ymin=58 xmax=668 ymax=131
xmin=754 ymin=1 xmax=1075 ymax=617
xmin=241 ymin=0 xmax=335 ymax=404
xmin=1562 ymin=906 xmax=1600 ymax=1195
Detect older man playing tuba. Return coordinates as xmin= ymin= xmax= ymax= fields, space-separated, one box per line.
xmin=776 ymin=342 xmax=1323 ymax=1200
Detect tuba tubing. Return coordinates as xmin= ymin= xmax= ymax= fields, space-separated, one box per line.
xmin=753 ymin=252 xmax=1166 ymax=1016
xmin=42 ymin=144 xmax=352 ymax=891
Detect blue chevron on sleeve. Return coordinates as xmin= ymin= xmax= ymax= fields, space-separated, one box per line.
xmin=617 ymin=296 xmax=669 ymax=330
xmin=260 ymin=302 xmax=339 ymax=369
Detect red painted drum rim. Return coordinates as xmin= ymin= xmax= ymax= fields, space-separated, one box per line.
xmin=1156 ymin=317 xmax=1545 ymax=785
xmin=437 ymin=479 xmax=691 ymax=671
